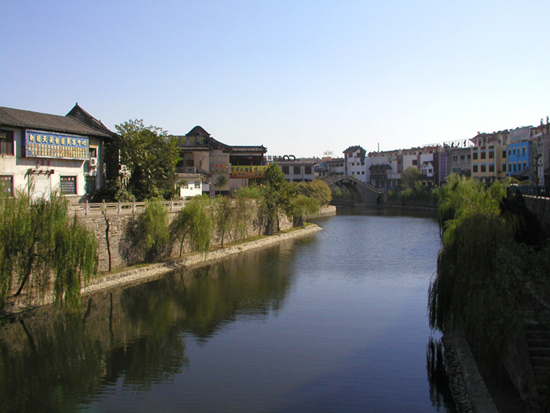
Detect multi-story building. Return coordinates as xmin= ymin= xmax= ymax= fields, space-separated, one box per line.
xmin=507 ymin=140 xmax=531 ymax=181
xmin=0 ymin=104 xmax=116 ymax=201
xmin=175 ymin=126 xmax=267 ymax=195
xmin=439 ymin=140 xmax=472 ymax=184
xmin=470 ymin=130 xmax=509 ymax=182
xmin=315 ymin=156 xmax=345 ymax=178
xmin=366 ymin=145 xmax=438 ymax=189
xmin=267 ymin=155 xmax=319 ymax=183
xmin=343 ymin=146 xmax=367 ymax=182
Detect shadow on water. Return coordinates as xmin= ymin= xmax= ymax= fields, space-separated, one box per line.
xmin=0 ymin=242 xmax=297 ymax=413
xmin=426 ymin=336 xmax=457 ymax=412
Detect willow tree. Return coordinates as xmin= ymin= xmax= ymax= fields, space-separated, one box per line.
xmin=291 ymin=195 xmax=320 ymax=226
xmin=428 ymin=175 xmax=524 ymax=356
xmin=171 ymin=196 xmax=212 ymax=256
xmin=137 ymin=198 xmax=170 ymax=262
xmin=0 ymin=190 xmax=97 ymax=311
xmin=213 ymin=196 xmax=234 ymax=247
xmin=234 ymin=185 xmax=261 ymax=239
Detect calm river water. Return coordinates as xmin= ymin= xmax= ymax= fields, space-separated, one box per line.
xmin=0 ymin=208 xmax=454 ymax=413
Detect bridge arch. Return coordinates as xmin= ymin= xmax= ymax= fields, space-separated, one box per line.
xmin=323 ymin=175 xmax=383 ymax=206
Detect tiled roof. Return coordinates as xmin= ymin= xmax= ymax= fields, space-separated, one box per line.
xmin=0 ymin=105 xmax=112 ymax=138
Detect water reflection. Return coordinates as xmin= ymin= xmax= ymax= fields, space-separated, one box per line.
xmin=426 ymin=336 xmax=456 ymax=412
xmin=0 ymin=243 xmax=295 ymax=413
xmin=0 ymin=211 xmax=454 ymax=412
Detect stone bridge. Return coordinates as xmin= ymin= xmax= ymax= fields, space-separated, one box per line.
xmin=323 ymin=175 xmax=383 ymax=206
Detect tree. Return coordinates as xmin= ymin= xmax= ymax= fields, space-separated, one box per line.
xmin=291 ymin=195 xmax=320 ymax=226
xmin=293 ymin=180 xmax=332 ymax=206
xmin=235 ymin=185 xmax=261 ymax=239
xmin=136 ymin=198 xmax=170 ymax=262
xmin=401 ymin=167 xmax=420 ymax=188
xmin=171 ymin=196 xmax=212 ymax=256
xmin=213 ymin=195 xmax=234 ymax=247
xmin=260 ymin=163 xmax=296 ymax=233
xmin=213 ymin=174 xmax=229 ymax=196
xmin=115 ymin=119 xmax=180 ymax=201
xmin=0 ymin=189 xmax=97 ymax=311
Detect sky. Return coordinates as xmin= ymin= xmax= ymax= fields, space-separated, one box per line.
xmin=2 ymin=0 xmax=550 ymax=158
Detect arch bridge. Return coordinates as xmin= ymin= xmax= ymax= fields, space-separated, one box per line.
xmin=323 ymin=175 xmax=383 ymax=206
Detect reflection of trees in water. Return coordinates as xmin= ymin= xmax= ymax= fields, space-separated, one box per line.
xmin=426 ymin=336 xmax=456 ymax=412
xmin=0 ymin=313 xmax=105 ymax=413
xmin=0 ymin=245 xmax=295 ymax=412
xmin=121 ymin=245 xmax=295 ymax=339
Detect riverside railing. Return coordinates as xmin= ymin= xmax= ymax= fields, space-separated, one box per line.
xmin=69 ymin=199 xmax=189 ymax=216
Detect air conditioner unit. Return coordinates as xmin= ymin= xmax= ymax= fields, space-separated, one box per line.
xmin=89 ymin=157 xmax=98 ymax=167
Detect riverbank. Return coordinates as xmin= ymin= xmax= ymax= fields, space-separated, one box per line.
xmin=2 ymin=224 xmax=323 ymax=317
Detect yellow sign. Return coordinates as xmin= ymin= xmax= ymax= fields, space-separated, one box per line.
xmin=231 ymin=165 xmax=268 ymax=178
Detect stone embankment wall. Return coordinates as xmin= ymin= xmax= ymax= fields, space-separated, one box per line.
xmin=80 ymin=204 xmax=294 ymax=272
xmin=523 ymin=196 xmax=550 ymax=232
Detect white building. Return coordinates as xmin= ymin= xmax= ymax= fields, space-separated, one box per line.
xmin=343 ymin=146 xmax=367 ymax=182
xmin=0 ymin=104 xmax=115 ymax=202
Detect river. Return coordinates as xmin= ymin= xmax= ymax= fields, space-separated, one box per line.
xmin=0 ymin=207 xmax=454 ymax=412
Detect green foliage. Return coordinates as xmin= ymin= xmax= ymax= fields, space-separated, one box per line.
xmin=213 ymin=195 xmax=234 ymax=247
xmin=171 ymin=196 xmax=212 ymax=256
xmin=428 ymin=175 xmax=531 ymax=358
xmin=401 ymin=166 xmax=420 ymax=188
xmin=137 ymin=199 xmax=170 ymax=261
xmin=92 ymin=176 xmax=136 ymax=202
xmin=291 ymin=195 xmax=320 ymax=226
xmin=115 ymin=119 xmax=180 ymax=201
xmin=293 ymin=180 xmax=332 ymax=206
xmin=213 ymin=175 xmax=229 ymax=195
xmin=53 ymin=216 xmax=98 ymax=308
xmin=259 ymin=163 xmax=296 ymax=233
xmin=0 ymin=189 xmax=97 ymax=311
xmin=235 ymin=185 xmax=261 ymax=239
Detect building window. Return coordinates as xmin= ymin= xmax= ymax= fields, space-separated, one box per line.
xmin=503 ymin=163 xmax=507 ymax=172
xmin=489 ymin=164 xmax=495 ymax=172
xmin=60 ymin=176 xmax=77 ymax=194
xmin=481 ymin=164 xmax=486 ymax=173
xmin=85 ymin=176 xmax=96 ymax=194
xmin=473 ymin=152 xmax=478 ymax=160
xmin=481 ymin=152 xmax=486 ymax=159
xmin=0 ymin=175 xmax=13 ymax=194
xmin=489 ymin=151 xmax=494 ymax=159
xmin=460 ymin=155 xmax=465 ymax=160
xmin=473 ymin=165 xmax=478 ymax=173
xmin=502 ymin=150 xmax=507 ymax=159
xmin=281 ymin=166 xmax=289 ymax=174
xmin=0 ymin=130 xmax=14 ymax=155
xmin=194 ymin=181 xmax=201 ymax=187
xmin=304 ymin=166 xmax=312 ymax=174
xmin=412 ymin=160 xmax=417 ymax=165
xmin=453 ymin=156 xmax=458 ymax=161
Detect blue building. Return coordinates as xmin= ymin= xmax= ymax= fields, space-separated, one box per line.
xmin=506 ymin=141 xmax=531 ymax=180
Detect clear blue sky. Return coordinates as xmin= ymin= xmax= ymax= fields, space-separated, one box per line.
xmin=2 ymin=0 xmax=549 ymax=157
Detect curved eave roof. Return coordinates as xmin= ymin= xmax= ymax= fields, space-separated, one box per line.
xmin=0 ymin=106 xmax=112 ymax=139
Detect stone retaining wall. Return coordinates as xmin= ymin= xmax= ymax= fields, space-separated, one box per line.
xmin=3 ymin=224 xmax=322 ymax=316
xmin=80 ymin=204 xmax=294 ymax=272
